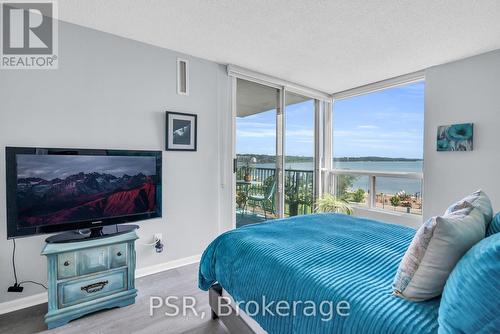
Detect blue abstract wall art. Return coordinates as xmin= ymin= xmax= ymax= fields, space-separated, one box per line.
xmin=437 ymin=123 xmax=473 ymax=151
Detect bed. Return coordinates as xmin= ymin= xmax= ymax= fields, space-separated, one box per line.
xmin=199 ymin=213 xmax=440 ymax=334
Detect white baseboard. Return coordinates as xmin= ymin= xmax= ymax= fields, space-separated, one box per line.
xmin=0 ymin=254 xmax=201 ymax=315
xmin=0 ymin=291 xmax=48 ymax=315
xmin=135 ymin=254 xmax=201 ymax=278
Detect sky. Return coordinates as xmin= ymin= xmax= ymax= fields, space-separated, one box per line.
xmin=17 ymin=155 xmax=156 ymax=180
xmin=236 ymin=98 xmax=315 ymax=157
xmin=236 ymin=81 xmax=424 ymax=159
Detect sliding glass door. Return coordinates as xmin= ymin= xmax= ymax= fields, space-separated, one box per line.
xmin=233 ymin=75 xmax=326 ymax=228
xmin=235 ymin=79 xmax=279 ymax=228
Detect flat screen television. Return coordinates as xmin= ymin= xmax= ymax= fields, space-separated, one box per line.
xmin=6 ymin=147 xmax=162 ymax=239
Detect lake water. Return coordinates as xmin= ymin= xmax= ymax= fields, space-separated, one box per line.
xmin=255 ymin=160 xmax=423 ymax=194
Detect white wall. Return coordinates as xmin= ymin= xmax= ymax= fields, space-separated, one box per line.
xmin=423 ymin=50 xmax=500 ymax=219
xmin=0 ymin=21 xmax=229 ymax=304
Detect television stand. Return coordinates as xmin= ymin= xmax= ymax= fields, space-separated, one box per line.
xmin=42 ymin=228 xmax=139 ymax=329
xmin=45 ymin=224 xmax=139 ymax=244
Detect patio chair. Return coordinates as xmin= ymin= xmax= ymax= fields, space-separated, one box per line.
xmin=248 ymin=180 xmax=276 ymax=219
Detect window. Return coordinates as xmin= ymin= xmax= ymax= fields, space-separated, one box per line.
xmin=332 ymin=80 xmax=424 ymax=215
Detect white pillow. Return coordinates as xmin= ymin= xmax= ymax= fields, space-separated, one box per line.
xmin=445 ymin=190 xmax=493 ymax=222
xmin=392 ymin=205 xmax=486 ymax=301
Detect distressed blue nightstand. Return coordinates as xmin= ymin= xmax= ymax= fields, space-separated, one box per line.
xmin=41 ymin=229 xmax=138 ymax=329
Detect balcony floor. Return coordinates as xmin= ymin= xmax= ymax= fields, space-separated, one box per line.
xmin=236 ymin=207 xmax=277 ymax=228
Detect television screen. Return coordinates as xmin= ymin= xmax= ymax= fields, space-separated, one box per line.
xmin=6 ymin=148 xmax=162 ymax=238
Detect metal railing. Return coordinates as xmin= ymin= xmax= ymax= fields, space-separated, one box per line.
xmin=237 ymin=167 xmax=423 ymax=216
xmin=325 ymin=169 xmax=423 ymax=215
xmin=236 ymin=166 xmax=314 ymax=216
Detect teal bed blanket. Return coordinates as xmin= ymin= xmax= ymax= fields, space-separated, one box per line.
xmin=199 ymin=213 xmax=440 ymax=334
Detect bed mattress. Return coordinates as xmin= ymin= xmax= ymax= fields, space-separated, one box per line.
xmin=199 ymin=213 xmax=440 ymax=334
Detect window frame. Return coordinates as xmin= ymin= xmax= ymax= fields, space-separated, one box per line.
xmin=228 ymin=66 xmax=332 ymax=229
xmin=328 ymin=71 xmax=425 ymax=222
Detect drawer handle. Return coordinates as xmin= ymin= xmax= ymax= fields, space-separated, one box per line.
xmin=64 ymin=261 xmax=70 ymax=267
xmin=117 ymin=252 xmax=122 ymax=257
xmin=81 ymin=280 xmax=109 ymax=294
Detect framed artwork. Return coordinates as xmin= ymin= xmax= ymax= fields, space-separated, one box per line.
xmin=437 ymin=123 xmax=473 ymax=151
xmin=165 ymin=111 xmax=197 ymax=151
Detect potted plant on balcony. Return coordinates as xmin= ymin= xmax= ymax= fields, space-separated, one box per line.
xmin=285 ymin=177 xmax=301 ymax=216
xmin=242 ymin=164 xmax=253 ymax=182
xmin=242 ymin=157 xmax=257 ymax=182
xmin=315 ymin=194 xmax=353 ymax=215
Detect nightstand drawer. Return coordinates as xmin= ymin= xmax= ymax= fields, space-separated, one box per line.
xmin=58 ymin=269 xmax=128 ymax=308
xmin=109 ymin=243 xmax=127 ymax=268
xmin=57 ymin=252 xmax=77 ymax=279
xmin=78 ymin=246 xmax=109 ymax=275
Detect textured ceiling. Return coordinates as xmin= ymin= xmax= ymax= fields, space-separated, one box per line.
xmin=58 ymin=0 xmax=500 ymax=93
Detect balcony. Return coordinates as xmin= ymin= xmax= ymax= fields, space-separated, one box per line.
xmin=236 ymin=167 xmax=423 ymax=228
xmin=236 ymin=167 xmax=314 ymax=227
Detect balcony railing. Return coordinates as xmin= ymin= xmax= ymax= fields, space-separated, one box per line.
xmin=236 ymin=167 xmax=423 ymax=217
xmin=325 ymin=169 xmax=423 ymax=215
xmin=236 ymin=166 xmax=314 ymax=216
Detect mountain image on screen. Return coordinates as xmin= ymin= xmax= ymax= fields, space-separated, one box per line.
xmin=16 ymin=155 xmax=157 ymax=227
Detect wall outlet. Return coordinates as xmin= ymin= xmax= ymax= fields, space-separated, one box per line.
xmin=154 ymin=233 xmax=162 ymax=242
xmin=153 ymin=233 xmax=164 ymax=253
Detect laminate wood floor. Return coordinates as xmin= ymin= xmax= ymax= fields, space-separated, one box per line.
xmin=0 ymin=263 xmax=229 ymax=334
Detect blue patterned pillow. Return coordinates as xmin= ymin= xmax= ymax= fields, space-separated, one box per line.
xmin=438 ymin=233 xmax=500 ymax=333
xmin=486 ymin=212 xmax=500 ymax=236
